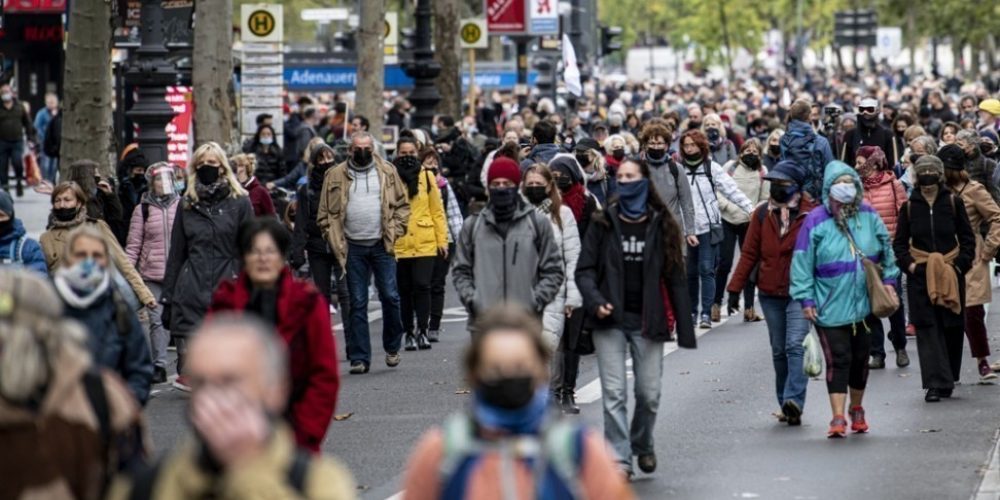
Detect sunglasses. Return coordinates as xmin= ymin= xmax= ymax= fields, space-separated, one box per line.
xmin=859 ymin=107 xmax=877 ymax=114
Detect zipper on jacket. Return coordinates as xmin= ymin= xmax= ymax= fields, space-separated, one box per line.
xmin=502 ymin=237 xmax=508 ymax=300
xmin=512 ymin=241 xmax=519 ymax=266
xmin=929 ymin=204 xmax=937 ymax=251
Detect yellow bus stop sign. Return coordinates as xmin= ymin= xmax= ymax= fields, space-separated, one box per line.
xmin=248 ymin=10 xmax=276 ymax=38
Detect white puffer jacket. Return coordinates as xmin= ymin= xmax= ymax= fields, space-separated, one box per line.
xmin=539 ymin=203 xmax=582 ymax=348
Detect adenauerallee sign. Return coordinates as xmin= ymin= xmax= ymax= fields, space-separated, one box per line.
xmin=284 ymin=65 xmax=538 ymax=90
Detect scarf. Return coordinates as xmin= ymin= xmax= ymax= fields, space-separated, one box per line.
xmin=910 ymin=246 xmax=962 ymax=314
xmin=47 ymin=207 xmax=88 ymax=230
xmin=53 ymin=260 xmax=111 ymax=309
xmin=247 ymin=286 xmax=279 ymax=325
xmin=195 ymin=181 xmax=231 ymax=204
xmin=393 ymin=156 xmax=422 ymax=198
xmin=534 ymin=197 xmax=553 ymax=216
xmin=767 ymin=193 xmax=801 ymax=237
xmin=472 ymin=387 xmax=549 ymax=435
xmin=561 ymin=183 xmax=586 ymax=222
xmin=861 ymin=170 xmax=886 ymax=190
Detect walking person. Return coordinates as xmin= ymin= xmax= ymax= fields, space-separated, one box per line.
xmin=894 ymin=156 xmax=977 ymax=402
xmin=33 ymin=92 xmax=58 ymax=184
xmin=317 ymin=132 xmax=410 ymax=374
xmin=231 ymin=153 xmax=276 ymax=217
xmin=728 ymin=161 xmax=817 ymax=426
xmin=0 ymin=83 xmax=34 ymax=197
xmin=248 ymin=123 xmax=285 ymax=183
xmin=703 ymin=113 xmax=738 ymax=166
xmin=423 ymin=147 xmax=464 ymax=342
xmin=393 ymin=143 xmax=448 ymax=351
xmin=0 ymin=190 xmax=46 ymax=274
xmin=939 ymin=144 xmax=1000 ymax=383
xmin=124 ymin=163 xmax=179 ymax=384
xmin=576 ymin=158 xmax=696 ymax=478
xmin=681 ymin=129 xmax=753 ymax=328
xmin=713 ymin=138 xmax=769 ymax=322
xmin=162 ymin=142 xmax=253 ymax=391
xmin=639 ymin=122 xmax=697 ymax=242
xmin=791 ymin=161 xmax=900 ymax=437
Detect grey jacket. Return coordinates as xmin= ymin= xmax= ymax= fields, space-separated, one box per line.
xmin=647 ymin=157 xmax=696 ymax=237
xmin=452 ymin=201 xmax=565 ymax=328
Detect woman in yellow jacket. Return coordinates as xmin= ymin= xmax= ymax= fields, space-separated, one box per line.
xmin=394 ymin=145 xmax=448 ymax=350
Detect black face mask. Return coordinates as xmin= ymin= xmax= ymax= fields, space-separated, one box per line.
xmin=131 ymin=174 xmax=146 ymax=187
xmin=196 ymin=165 xmax=220 ymax=185
xmin=768 ymin=144 xmax=781 ymax=157
xmin=910 ymin=153 xmax=923 ymax=165
xmin=917 ymin=174 xmax=940 ymax=186
xmin=575 ymin=153 xmax=591 ymax=168
xmin=0 ymin=218 xmax=12 ymax=236
xmin=770 ymin=183 xmax=798 ymax=204
xmin=646 ymin=147 xmax=667 ymax=161
xmin=682 ymin=150 xmax=702 ymax=163
xmin=741 ymin=154 xmax=761 ymax=170
xmin=352 ymin=148 xmax=373 ymax=166
xmin=860 ymin=115 xmax=878 ymax=127
xmin=612 ymin=149 xmax=625 ymax=161
xmin=523 ymin=185 xmax=549 ymax=205
xmin=53 ymin=207 xmax=79 ymax=222
xmin=313 ymin=162 xmax=334 ymax=178
xmin=488 ymin=187 xmax=519 ymax=220
xmin=554 ymin=175 xmax=573 ymax=193
xmin=477 ymin=376 xmax=535 ymax=409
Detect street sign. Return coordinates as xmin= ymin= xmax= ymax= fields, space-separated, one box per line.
xmin=384 ymin=12 xmax=398 ymax=47
xmin=529 ymin=0 xmax=558 ymax=35
xmin=873 ymin=26 xmax=902 ymax=61
xmin=486 ymin=0 xmax=526 ymax=35
xmin=241 ymin=4 xmax=283 ymax=43
xmin=300 ymin=8 xmax=350 ymax=22
xmin=459 ymin=19 xmax=488 ymax=49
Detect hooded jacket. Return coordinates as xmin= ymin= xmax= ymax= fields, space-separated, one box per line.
xmin=208 ymin=268 xmax=340 ymax=452
xmin=539 ymin=203 xmax=583 ymax=343
xmin=519 ymin=143 xmax=561 ymax=171
xmin=790 ymin=161 xmax=900 ymax=327
xmin=0 ymin=218 xmax=46 ymax=275
xmin=452 ymin=200 xmax=564 ymax=328
xmin=244 ymin=176 xmax=276 ymax=217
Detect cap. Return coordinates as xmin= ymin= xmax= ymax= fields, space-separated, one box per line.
xmin=979 ymin=99 xmax=1000 ymax=116
xmin=913 ymin=155 xmax=945 ymax=176
xmin=575 ymin=138 xmax=601 ymax=152
xmin=764 ymin=160 xmax=808 ymax=186
xmin=859 ymin=97 xmax=879 ymax=109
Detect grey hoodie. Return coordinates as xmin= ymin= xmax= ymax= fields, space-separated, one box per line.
xmin=452 ymin=200 xmax=564 ymax=329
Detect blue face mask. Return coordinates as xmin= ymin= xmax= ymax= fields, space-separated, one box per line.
xmin=829 ymin=182 xmax=857 ymax=204
xmin=473 ymin=386 xmax=549 ymax=435
xmin=617 ymin=179 xmax=650 ymax=219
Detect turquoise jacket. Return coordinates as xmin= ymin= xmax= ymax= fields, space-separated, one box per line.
xmin=790 ymin=161 xmax=900 ymax=328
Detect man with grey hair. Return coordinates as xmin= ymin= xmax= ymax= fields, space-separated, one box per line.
xmin=318 ymin=131 xmax=410 ymax=374
xmin=955 ymin=129 xmax=999 ymax=204
xmin=109 ymin=314 xmax=357 ymax=499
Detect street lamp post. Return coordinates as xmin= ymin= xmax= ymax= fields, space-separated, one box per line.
xmin=125 ymin=0 xmax=177 ymax=164
xmin=403 ymin=0 xmax=441 ymax=130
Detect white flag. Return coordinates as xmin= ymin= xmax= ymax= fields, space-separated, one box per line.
xmin=562 ymin=33 xmax=582 ymax=97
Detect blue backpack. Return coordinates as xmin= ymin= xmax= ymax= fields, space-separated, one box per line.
xmin=780 ymin=129 xmax=825 ymax=199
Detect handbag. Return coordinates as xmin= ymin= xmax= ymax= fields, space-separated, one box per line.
xmin=842 ymin=228 xmax=899 ymax=318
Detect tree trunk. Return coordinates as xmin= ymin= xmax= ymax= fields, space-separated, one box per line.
xmin=971 ymin=41 xmax=982 ymax=80
xmin=61 ymin=0 xmax=115 ymax=176
xmin=356 ymin=0 xmax=386 ymax=133
xmin=192 ymin=0 xmax=235 ymax=148
xmin=433 ymin=0 xmax=462 ymax=118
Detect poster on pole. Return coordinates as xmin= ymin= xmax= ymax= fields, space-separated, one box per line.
xmin=485 ymin=0 xmax=526 ymax=35
xmin=529 ymin=0 xmax=557 ymax=35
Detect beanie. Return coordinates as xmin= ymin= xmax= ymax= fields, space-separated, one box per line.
xmin=979 ymin=129 xmax=999 ymax=145
xmin=487 ymin=157 xmax=521 ymax=185
xmin=548 ymin=154 xmax=585 ymax=184
xmin=0 ymin=190 xmax=12 ymax=218
xmin=936 ymin=144 xmax=966 ymax=171
xmin=913 ymin=155 xmax=945 ymax=176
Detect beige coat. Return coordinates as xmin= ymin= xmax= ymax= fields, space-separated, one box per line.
xmin=40 ymin=217 xmax=155 ymax=306
xmin=316 ymin=156 xmax=411 ymax=273
xmin=956 ymin=180 xmax=1000 ymax=306
xmin=718 ymin=161 xmax=769 ymax=225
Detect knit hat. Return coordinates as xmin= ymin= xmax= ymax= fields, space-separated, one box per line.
xmin=548 ymin=154 xmax=584 ymax=184
xmin=913 ymin=155 xmax=945 ymax=176
xmin=979 ymin=99 xmax=1000 ymax=116
xmin=856 ymin=145 xmax=887 ymax=171
xmin=979 ymin=129 xmax=999 ymax=145
xmin=487 ymin=157 xmax=521 ymax=185
xmin=0 ymin=190 xmax=12 ymax=218
xmin=764 ymin=160 xmax=808 ymax=186
xmin=575 ymin=137 xmax=601 ymax=153
xmin=936 ymin=144 xmax=966 ymax=171
xmin=117 ymin=143 xmax=148 ymax=179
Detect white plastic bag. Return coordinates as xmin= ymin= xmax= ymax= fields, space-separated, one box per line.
xmin=803 ymin=329 xmax=823 ymax=377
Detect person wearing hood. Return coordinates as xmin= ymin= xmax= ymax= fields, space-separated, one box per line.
xmin=230 ymin=153 xmax=276 ymax=217
xmin=393 ymin=139 xmax=448 ymax=351
xmin=791 ymin=160 xmax=900 ymax=437
xmin=519 ymin=120 xmax=561 ymax=171
xmin=780 ymin=100 xmax=834 ymax=200
xmin=249 ymin=123 xmax=285 ymax=183
xmin=980 ymin=129 xmax=1000 ymax=163
xmin=117 ymin=144 xmax=148 ymax=241
xmin=840 ymin=98 xmax=895 ymax=169
xmin=0 ymin=190 xmax=46 ymax=274
xmin=639 ymin=122 xmax=697 ymax=243
xmin=955 ymin=129 xmax=1000 ymax=206
xmin=893 ymin=155 xmax=976 ymax=402
xmin=548 ymin=154 xmax=600 ymax=236
xmin=66 ymin=159 xmax=127 ymax=245
xmin=703 ymin=113 xmax=738 ymax=166
xmin=124 ymin=162 xmax=180 ymax=384
xmin=575 ymin=137 xmax=616 ymax=206
xmin=55 ymin=225 xmax=153 ymax=405
xmin=854 ymin=145 xmax=910 ymax=370
xmin=452 ymin=157 xmax=564 ymax=331
xmin=162 ymin=142 xmax=253 ymax=391
xmin=317 ymin=131 xmax=410 ymax=375
xmin=576 ymin=157 xmax=696 ymax=478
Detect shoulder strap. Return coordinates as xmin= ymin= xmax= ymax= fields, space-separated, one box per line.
xmin=668 ymin=159 xmax=679 ymax=185
xmin=286 ymin=448 xmax=312 ymax=494
xmin=542 ymin=420 xmax=585 ymax=484
xmin=756 ymin=204 xmax=769 ymax=225
xmin=112 ymin=289 xmax=132 ymax=335
xmin=129 ymin=458 xmax=165 ymax=500
xmin=439 ymin=414 xmax=479 ymax=482
xmin=142 ymin=203 xmax=149 ymax=222
xmin=82 ymin=369 xmax=111 ymax=448
xmin=703 ymin=161 xmax=716 ymax=191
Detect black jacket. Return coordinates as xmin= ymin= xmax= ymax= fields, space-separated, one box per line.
xmin=162 ymin=193 xmax=254 ymax=335
xmin=893 ymin=188 xmax=976 ymax=328
xmin=0 ymin=98 xmax=34 ymax=142
xmin=841 ymin=122 xmax=895 ymax=165
xmin=576 ymin=205 xmax=696 ymax=347
xmin=43 ymin=113 xmax=61 ymax=158
xmin=252 ymin=142 xmax=285 ymax=184
xmin=290 ymin=182 xmax=331 ymax=268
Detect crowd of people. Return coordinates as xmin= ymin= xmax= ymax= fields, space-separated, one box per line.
xmin=4 ymin=65 xmax=1000 ymax=498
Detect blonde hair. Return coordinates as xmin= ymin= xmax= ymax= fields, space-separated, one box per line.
xmin=702 ymin=113 xmax=725 ymax=134
xmin=229 ymin=153 xmax=256 ymax=178
xmin=303 ymin=137 xmax=326 ymax=163
xmin=185 ymin=142 xmax=248 ymax=201
xmin=767 ymin=128 xmax=785 ymax=146
xmin=61 ymin=224 xmax=112 ymax=267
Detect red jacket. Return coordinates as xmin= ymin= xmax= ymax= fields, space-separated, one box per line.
xmin=209 ymin=267 xmax=339 ymax=452
xmin=862 ymin=173 xmax=906 ymax=237
xmin=245 ymin=176 xmax=276 ymax=217
xmin=728 ymin=197 xmax=818 ymax=298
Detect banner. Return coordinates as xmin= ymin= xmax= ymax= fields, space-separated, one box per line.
xmin=486 ymin=0 xmax=525 ymax=35
xmin=165 ymin=86 xmax=193 ymax=167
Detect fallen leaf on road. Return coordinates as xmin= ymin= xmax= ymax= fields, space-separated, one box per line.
xmin=919 ymin=428 xmax=942 ymax=433
xmin=356 ymin=485 xmax=370 ymax=491
xmin=739 ymin=493 xmax=760 ymax=498
xmin=455 ymin=389 xmax=471 ymax=394
xmin=334 ymin=413 xmax=353 ymax=421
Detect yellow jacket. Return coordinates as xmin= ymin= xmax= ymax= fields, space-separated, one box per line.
xmin=395 ymin=169 xmax=447 ymax=259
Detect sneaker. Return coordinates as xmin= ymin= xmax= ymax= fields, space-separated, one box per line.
xmin=979 ymin=359 xmax=998 ymax=381
xmin=849 ymin=406 xmax=869 ymax=433
xmin=710 ymin=304 xmax=721 ymax=322
xmin=782 ymin=400 xmax=802 ymax=427
xmin=349 ymin=361 xmax=370 ymax=374
xmin=385 ymin=352 xmax=401 ymax=367
xmin=416 ymin=332 xmax=432 ymax=350
xmin=743 ymin=309 xmax=763 ymax=322
xmin=699 ymin=315 xmax=712 ymax=329
xmin=329 ymin=304 xmax=338 ymax=315
xmin=924 ymin=388 xmax=941 ymax=402
xmin=906 ymin=323 xmax=916 ymax=336
xmin=895 ymin=349 xmax=910 ymax=368
xmin=637 ymin=453 xmax=657 ymax=473
xmin=427 ymin=329 xmax=440 ymax=343
xmin=172 ymin=375 xmax=191 ymax=392
xmin=868 ymin=355 xmax=886 ymax=369
xmin=404 ymin=334 xmax=417 ymax=351
xmin=827 ymin=416 xmax=847 ymax=438
xmin=152 ymin=365 xmax=168 ymax=384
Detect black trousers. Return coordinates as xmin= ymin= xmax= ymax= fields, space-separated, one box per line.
xmin=429 ymin=243 xmax=455 ymax=331
xmin=916 ymin=310 xmax=965 ymax=390
xmin=714 ymin=220 xmax=755 ymax=307
xmin=817 ymin=321 xmax=871 ymax=394
xmin=398 ymin=256 xmax=436 ymax=334
xmin=308 ymin=251 xmax=351 ymax=334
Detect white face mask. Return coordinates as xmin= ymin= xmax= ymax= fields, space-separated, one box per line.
xmin=829 ymin=182 xmax=857 ymax=204
xmin=1 ymin=93 xmax=12 ymax=102
xmin=260 ymin=136 xmax=273 ymax=145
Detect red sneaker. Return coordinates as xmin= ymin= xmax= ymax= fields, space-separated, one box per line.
xmin=828 ymin=416 xmax=847 ymax=438
xmin=171 ymin=375 xmax=192 ymax=393
xmin=906 ymin=324 xmax=916 ymax=336
xmin=849 ymin=406 xmax=869 ymax=433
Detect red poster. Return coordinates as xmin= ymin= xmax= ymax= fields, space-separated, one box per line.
xmin=486 ymin=0 xmax=525 ymax=34
xmin=3 ymin=0 xmax=66 ymax=14
xmin=165 ymin=86 xmax=193 ymax=167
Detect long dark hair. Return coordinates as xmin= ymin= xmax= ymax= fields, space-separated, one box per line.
xmin=609 ymin=158 xmax=685 ymax=272
xmin=522 ymin=164 xmax=562 ymax=229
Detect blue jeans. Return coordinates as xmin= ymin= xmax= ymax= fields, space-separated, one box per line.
xmin=594 ymin=325 xmax=664 ymax=471
xmin=0 ymin=139 xmax=23 ymax=187
xmin=870 ymin=280 xmax=907 ymax=357
xmin=39 ymin=153 xmax=58 ymax=183
xmin=686 ymin=233 xmax=719 ymax=319
xmin=758 ymin=294 xmax=809 ymax=409
xmin=345 ymin=242 xmax=404 ymax=364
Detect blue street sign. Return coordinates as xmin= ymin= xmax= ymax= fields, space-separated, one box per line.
xmin=284 ymin=65 xmax=538 ymax=91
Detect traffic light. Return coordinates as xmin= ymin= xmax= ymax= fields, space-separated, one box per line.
xmin=600 ymin=25 xmax=623 ymax=56
xmin=532 ymin=56 xmax=556 ymax=97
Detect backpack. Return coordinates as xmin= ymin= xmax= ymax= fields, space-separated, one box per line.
xmin=0 ymin=234 xmax=27 ymax=265
xmin=781 ymin=128 xmax=825 ymax=199
xmin=438 ymin=414 xmax=585 ymax=498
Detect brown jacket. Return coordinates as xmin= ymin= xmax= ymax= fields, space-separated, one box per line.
xmin=956 ymin=180 xmax=1000 ymax=306
xmin=39 ymin=215 xmax=155 ymax=306
xmin=0 ymin=345 xmax=144 ymax=500
xmin=316 ymin=156 xmax=411 ymax=272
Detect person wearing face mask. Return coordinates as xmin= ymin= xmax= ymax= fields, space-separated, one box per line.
xmin=639 ymin=123 xmax=697 ymax=245
xmin=980 ymin=129 xmax=1000 ymax=163
xmin=575 ymin=138 xmax=616 ymax=206
xmin=66 ymin=159 xmax=128 ymax=245
xmin=955 ymin=129 xmax=1000 ymax=206
xmin=791 ymin=161 xmax=900 ymax=437
xmin=548 ymin=154 xmax=600 ymax=236
xmin=702 ymin=113 xmax=738 ymax=166
xmin=452 ymin=157 xmax=564 ymax=331
xmin=317 ymin=132 xmax=410 ymax=375
xmin=764 ymin=129 xmax=784 ymax=169
xmin=108 ymin=314 xmax=356 ymax=499
xmin=54 ymin=226 xmax=153 ymax=405
xmin=124 ymin=163 xmax=180 ymax=384
xmin=0 ymin=190 xmax=46 ymax=274
xmin=401 ymin=306 xmax=632 ymax=498
xmin=250 ymin=124 xmax=285 ymax=183
xmin=890 ymin=112 xmax=916 ymax=167
xmin=576 ymin=158 xmax=696 ymax=478
xmin=840 ymin=98 xmax=895 ymax=170
xmin=728 ymin=161 xmax=817 ymax=426
xmin=714 ymin=139 xmax=770 ymax=323
xmin=162 ymin=142 xmax=253 ymax=391
xmin=894 ymin=156 xmax=976 ymax=403
xmin=519 ymin=120 xmax=561 ymax=171
xmin=604 ymin=134 xmax=629 ymax=172
xmin=116 ymin=144 xmax=149 ymax=241
xmin=0 ymin=83 xmax=35 ymax=197
xmin=230 ymin=153 xmax=276 ymax=217
xmin=420 ymin=148 xmax=464 ymax=342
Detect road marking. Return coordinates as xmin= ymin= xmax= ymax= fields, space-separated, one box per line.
xmin=972 ymin=430 xmax=1000 ymax=500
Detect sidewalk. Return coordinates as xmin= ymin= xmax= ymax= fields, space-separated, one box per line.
xmin=12 ymin=189 xmax=52 ymax=239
